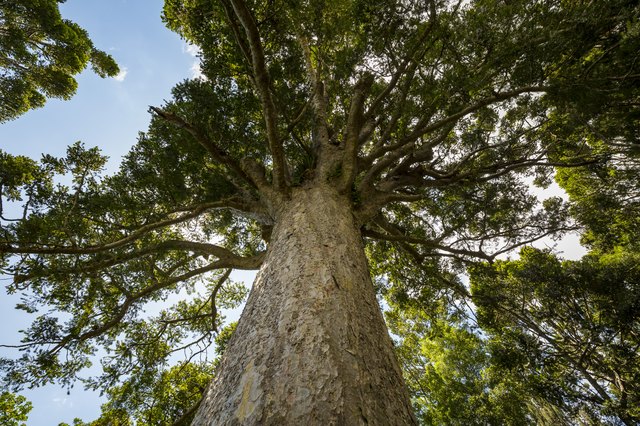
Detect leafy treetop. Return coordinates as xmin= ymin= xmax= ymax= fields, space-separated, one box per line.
xmin=0 ymin=391 xmax=32 ymax=426
xmin=0 ymin=0 xmax=119 ymax=122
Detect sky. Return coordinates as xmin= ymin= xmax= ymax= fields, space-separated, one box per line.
xmin=0 ymin=1 xmax=588 ymax=424
xmin=0 ymin=1 xmax=243 ymax=424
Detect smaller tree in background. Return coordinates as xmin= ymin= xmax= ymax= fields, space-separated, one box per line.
xmin=386 ymin=299 xmax=532 ymax=425
xmin=0 ymin=0 xmax=119 ymax=122
xmin=0 ymin=391 xmax=32 ymax=426
xmin=471 ymin=247 xmax=640 ymax=425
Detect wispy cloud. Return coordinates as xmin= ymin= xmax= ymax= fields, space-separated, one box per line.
xmin=184 ymin=43 xmax=200 ymax=57
xmin=52 ymin=396 xmax=73 ymax=407
xmin=113 ymin=67 xmax=128 ymax=82
xmin=190 ymin=62 xmax=206 ymax=80
xmin=183 ymin=43 xmax=206 ymax=80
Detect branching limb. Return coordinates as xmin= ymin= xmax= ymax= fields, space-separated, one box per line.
xmin=282 ymin=97 xmax=312 ymax=153
xmin=359 ymin=126 xmax=452 ymax=192
xmin=15 ymin=244 xmax=261 ymax=291
xmin=362 ymin=204 xmax=578 ymax=265
xmin=364 ymin=0 xmax=438 ymax=118
xmin=12 ymin=240 xmax=260 ymax=285
xmin=341 ymin=73 xmax=375 ymax=192
xmin=356 ymin=152 xmax=600 ymax=222
xmin=297 ymin=33 xmax=332 ymax=173
xmin=1 ymin=199 xmax=253 ymax=257
xmin=364 ymin=86 xmax=550 ymax=171
xmin=363 ymin=226 xmax=492 ymax=262
xmin=364 ymin=60 xmax=420 ymax=154
xmin=227 ymin=0 xmax=288 ymax=191
xmin=489 ymin=302 xmax=613 ymax=405
xmin=1 ymin=254 xmax=261 ymax=355
xmin=148 ymin=107 xmax=261 ymax=192
xmin=408 ymin=86 xmax=551 ymax=146
xmin=219 ymin=0 xmax=254 ymax=77
xmin=209 ymin=268 xmax=232 ymax=333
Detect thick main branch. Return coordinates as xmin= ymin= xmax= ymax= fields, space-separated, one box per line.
xmin=228 ymin=0 xmax=288 ymax=191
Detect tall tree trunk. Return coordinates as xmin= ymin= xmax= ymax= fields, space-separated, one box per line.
xmin=192 ymin=185 xmax=416 ymax=425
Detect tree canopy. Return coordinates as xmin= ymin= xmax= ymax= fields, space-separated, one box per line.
xmin=1 ymin=0 xmax=639 ymax=424
xmin=0 ymin=0 xmax=119 ymax=122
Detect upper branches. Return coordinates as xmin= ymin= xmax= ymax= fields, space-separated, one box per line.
xmin=226 ymin=0 xmax=288 ymax=191
xmin=149 ymin=107 xmax=258 ymax=191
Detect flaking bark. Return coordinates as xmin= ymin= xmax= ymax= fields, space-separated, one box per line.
xmin=192 ymin=185 xmax=416 ymax=425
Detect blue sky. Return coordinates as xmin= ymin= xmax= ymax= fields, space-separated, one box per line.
xmin=0 ymin=1 xmax=217 ymax=424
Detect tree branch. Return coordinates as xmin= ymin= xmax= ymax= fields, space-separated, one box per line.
xmin=227 ymin=0 xmax=288 ymax=191
xmin=359 ymin=125 xmax=452 ymax=192
xmin=41 ymin=259 xmax=243 ymax=357
xmin=363 ymin=86 xmax=550 ymax=171
xmin=148 ymin=107 xmax=261 ymax=192
xmin=362 ymin=227 xmax=492 ymax=261
xmin=219 ymin=0 xmax=254 ymax=77
xmin=341 ymin=73 xmax=374 ymax=192
xmin=364 ymin=0 xmax=438 ymax=118
xmin=2 ymin=199 xmax=251 ymax=257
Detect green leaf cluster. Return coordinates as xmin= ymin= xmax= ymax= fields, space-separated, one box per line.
xmin=0 ymin=391 xmax=32 ymax=426
xmin=0 ymin=0 xmax=119 ymax=122
xmin=471 ymin=247 xmax=640 ymax=424
xmin=387 ymin=303 xmax=532 ymax=425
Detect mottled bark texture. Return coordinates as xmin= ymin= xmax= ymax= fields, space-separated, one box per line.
xmin=192 ymin=185 xmax=416 ymax=425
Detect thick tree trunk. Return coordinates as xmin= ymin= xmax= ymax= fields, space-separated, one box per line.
xmin=192 ymin=185 xmax=416 ymax=425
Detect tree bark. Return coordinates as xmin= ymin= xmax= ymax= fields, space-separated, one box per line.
xmin=192 ymin=185 xmax=417 ymax=425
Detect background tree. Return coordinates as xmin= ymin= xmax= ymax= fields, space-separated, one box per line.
xmin=466 ymin=65 xmax=640 ymax=424
xmin=0 ymin=0 xmax=119 ymax=122
xmin=471 ymin=247 xmax=640 ymax=425
xmin=386 ymin=294 xmax=533 ymax=425
xmin=0 ymin=391 xmax=32 ymax=426
xmin=1 ymin=0 xmax=639 ymax=424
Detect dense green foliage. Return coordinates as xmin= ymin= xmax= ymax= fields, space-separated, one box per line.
xmin=0 ymin=0 xmax=119 ymax=122
xmin=387 ymin=303 xmax=532 ymax=425
xmin=385 ymin=153 xmax=640 ymax=424
xmin=472 ymin=247 xmax=640 ymax=424
xmin=0 ymin=391 xmax=32 ymax=426
xmin=386 ymin=216 xmax=639 ymax=424
xmin=1 ymin=0 xmax=640 ymax=423
xmin=63 ymin=322 xmax=236 ymax=426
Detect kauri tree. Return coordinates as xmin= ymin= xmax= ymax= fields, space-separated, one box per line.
xmin=1 ymin=0 xmax=639 ymax=424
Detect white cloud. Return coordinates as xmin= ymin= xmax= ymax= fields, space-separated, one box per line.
xmin=190 ymin=62 xmax=206 ymax=80
xmin=52 ymin=396 xmax=73 ymax=407
xmin=113 ymin=67 xmax=128 ymax=82
xmin=183 ymin=43 xmax=201 ymax=57
xmin=183 ymin=43 xmax=206 ymax=80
